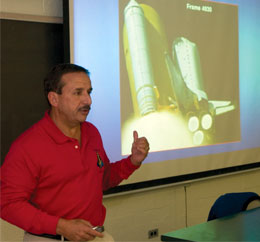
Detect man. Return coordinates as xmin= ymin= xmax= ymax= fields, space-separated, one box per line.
xmin=0 ymin=63 xmax=150 ymax=241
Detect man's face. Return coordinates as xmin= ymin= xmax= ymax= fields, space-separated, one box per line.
xmin=53 ymin=71 xmax=92 ymax=126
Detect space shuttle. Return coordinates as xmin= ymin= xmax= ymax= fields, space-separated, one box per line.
xmin=165 ymin=37 xmax=235 ymax=133
xmin=123 ymin=0 xmax=235 ymax=145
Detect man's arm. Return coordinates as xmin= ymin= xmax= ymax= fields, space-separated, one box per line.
xmin=0 ymin=146 xmax=59 ymax=235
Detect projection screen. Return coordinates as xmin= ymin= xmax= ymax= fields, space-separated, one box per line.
xmin=65 ymin=0 xmax=260 ymax=192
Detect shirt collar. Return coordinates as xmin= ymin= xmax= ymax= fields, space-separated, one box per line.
xmin=41 ymin=110 xmax=79 ymax=144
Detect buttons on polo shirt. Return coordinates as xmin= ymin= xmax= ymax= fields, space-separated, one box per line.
xmin=75 ymin=145 xmax=79 ymax=149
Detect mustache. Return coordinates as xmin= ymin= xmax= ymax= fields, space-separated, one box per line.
xmin=79 ymin=105 xmax=91 ymax=111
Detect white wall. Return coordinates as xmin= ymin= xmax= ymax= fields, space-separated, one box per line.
xmin=0 ymin=0 xmax=62 ymax=17
xmin=1 ymin=1 xmax=260 ymax=241
xmin=102 ymin=169 xmax=260 ymax=241
xmin=0 ymin=0 xmax=63 ymax=23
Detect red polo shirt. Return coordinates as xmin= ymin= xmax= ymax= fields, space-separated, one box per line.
xmin=0 ymin=112 xmax=139 ymax=235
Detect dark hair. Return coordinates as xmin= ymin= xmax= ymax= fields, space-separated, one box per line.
xmin=44 ymin=63 xmax=90 ymax=107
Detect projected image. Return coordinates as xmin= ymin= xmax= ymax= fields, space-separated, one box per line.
xmin=120 ymin=0 xmax=240 ymax=155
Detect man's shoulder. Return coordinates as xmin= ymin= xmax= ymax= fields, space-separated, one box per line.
xmin=11 ymin=117 xmax=47 ymax=147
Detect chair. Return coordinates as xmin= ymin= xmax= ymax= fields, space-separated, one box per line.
xmin=207 ymin=192 xmax=260 ymax=221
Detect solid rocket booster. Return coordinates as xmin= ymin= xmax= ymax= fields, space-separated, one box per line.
xmin=124 ymin=0 xmax=157 ymax=116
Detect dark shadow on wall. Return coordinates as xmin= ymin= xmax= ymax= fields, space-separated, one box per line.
xmin=1 ymin=19 xmax=64 ymax=164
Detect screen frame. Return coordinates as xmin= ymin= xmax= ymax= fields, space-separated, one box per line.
xmin=62 ymin=0 xmax=260 ymax=195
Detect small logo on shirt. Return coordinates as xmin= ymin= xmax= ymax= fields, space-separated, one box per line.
xmin=96 ymin=152 xmax=104 ymax=168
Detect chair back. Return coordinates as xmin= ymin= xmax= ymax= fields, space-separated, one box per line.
xmin=207 ymin=192 xmax=260 ymax=221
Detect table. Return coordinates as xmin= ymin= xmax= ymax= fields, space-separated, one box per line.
xmin=161 ymin=207 xmax=260 ymax=241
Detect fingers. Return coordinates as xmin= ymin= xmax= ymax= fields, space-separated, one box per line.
xmin=132 ymin=131 xmax=149 ymax=152
xmin=131 ymin=130 xmax=150 ymax=166
xmin=133 ymin=130 xmax=138 ymax=142
xmin=80 ymin=219 xmax=92 ymax=227
xmin=136 ymin=138 xmax=149 ymax=152
xmin=86 ymin=226 xmax=104 ymax=240
xmin=133 ymin=131 xmax=148 ymax=147
xmin=57 ymin=218 xmax=104 ymax=241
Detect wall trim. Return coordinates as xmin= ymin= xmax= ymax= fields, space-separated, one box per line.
xmin=103 ymin=166 xmax=260 ymax=198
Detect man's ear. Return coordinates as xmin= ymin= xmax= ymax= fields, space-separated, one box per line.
xmin=48 ymin=91 xmax=59 ymax=107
